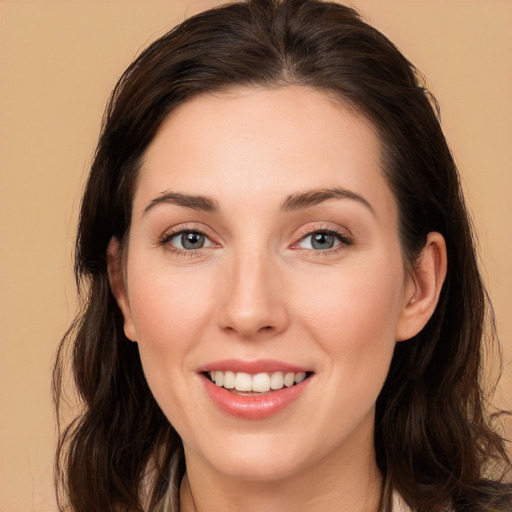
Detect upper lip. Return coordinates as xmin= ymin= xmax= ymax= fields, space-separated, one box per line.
xmin=197 ymin=358 xmax=311 ymax=374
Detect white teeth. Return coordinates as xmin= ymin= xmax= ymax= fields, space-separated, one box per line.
xmin=208 ymin=370 xmax=308 ymax=392
xmin=270 ymin=371 xmax=284 ymax=390
xmin=223 ymin=370 xmax=235 ymax=389
xmin=234 ymin=372 xmax=252 ymax=392
xmin=252 ymin=372 xmax=271 ymax=392
xmin=295 ymin=372 xmax=306 ymax=384
xmin=284 ymin=372 xmax=295 ymax=387
xmin=213 ymin=371 xmax=223 ymax=387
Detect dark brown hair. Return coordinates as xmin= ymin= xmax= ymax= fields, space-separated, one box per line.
xmin=54 ymin=1 xmax=511 ymax=510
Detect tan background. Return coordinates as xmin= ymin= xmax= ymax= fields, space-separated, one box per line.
xmin=1 ymin=1 xmax=511 ymax=510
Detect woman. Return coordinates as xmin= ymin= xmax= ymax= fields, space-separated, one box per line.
xmin=53 ymin=0 xmax=512 ymax=510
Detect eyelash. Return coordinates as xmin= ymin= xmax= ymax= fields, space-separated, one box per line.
xmin=158 ymin=225 xmax=353 ymax=256
xmin=293 ymin=227 xmax=353 ymax=254
xmin=158 ymin=225 xmax=217 ymax=256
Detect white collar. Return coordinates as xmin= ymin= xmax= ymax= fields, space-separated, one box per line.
xmin=392 ymin=490 xmax=413 ymax=511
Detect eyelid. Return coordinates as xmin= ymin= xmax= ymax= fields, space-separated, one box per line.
xmin=157 ymin=222 xmax=352 ymax=255
xmin=165 ymin=230 xmax=214 ymax=250
xmin=291 ymin=225 xmax=353 ymax=250
xmin=158 ymin=223 xmax=221 ymax=252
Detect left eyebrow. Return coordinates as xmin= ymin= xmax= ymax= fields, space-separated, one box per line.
xmin=281 ymin=187 xmax=375 ymax=214
xmin=143 ymin=191 xmax=219 ymax=215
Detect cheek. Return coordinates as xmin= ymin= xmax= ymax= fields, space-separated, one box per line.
xmin=124 ymin=265 xmax=221 ymax=440
xmin=125 ymin=263 xmax=217 ymax=396
xmin=128 ymin=259 xmax=212 ymax=341
xmin=294 ymin=254 xmax=405 ymax=379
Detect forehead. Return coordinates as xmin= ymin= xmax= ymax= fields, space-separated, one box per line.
xmin=135 ymin=85 xmax=395 ymax=220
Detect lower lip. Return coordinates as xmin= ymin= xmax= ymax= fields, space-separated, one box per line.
xmin=201 ymin=374 xmax=311 ymax=420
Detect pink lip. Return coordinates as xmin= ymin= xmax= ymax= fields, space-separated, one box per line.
xmin=199 ymin=370 xmax=312 ymax=421
xmin=197 ymin=358 xmax=309 ymax=374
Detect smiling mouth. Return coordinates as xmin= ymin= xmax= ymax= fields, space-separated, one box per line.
xmin=205 ymin=370 xmax=312 ymax=394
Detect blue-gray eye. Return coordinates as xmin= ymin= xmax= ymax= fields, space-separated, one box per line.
xmin=168 ymin=231 xmax=212 ymax=250
xmin=299 ymin=231 xmax=342 ymax=250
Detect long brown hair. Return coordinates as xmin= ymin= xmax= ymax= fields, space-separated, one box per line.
xmin=53 ymin=1 xmax=511 ymax=510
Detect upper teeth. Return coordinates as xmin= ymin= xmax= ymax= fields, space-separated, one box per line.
xmin=209 ymin=370 xmax=307 ymax=392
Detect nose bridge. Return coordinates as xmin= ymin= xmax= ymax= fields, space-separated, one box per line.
xmin=218 ymin=241 xmax=288 ymax=338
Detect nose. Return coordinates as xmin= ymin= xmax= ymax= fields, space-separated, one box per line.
xmin=217 ymin=249 xmax=289 ymax=339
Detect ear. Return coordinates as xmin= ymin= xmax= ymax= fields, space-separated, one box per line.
xmin=396 ymin=232 xmax=447 ymax=342
xmin=107 ymin=237 xmax=138 ymax=342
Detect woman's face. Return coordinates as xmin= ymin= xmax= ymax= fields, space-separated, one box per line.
xmin=114 ymin=86 xmax=421 ymax=481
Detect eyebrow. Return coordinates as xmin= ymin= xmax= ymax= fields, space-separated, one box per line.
xmin=143 ymin=191 xmax=219 ymax=214
xmin=281 ymin=187 xmax=374 ymax=214
xmin=143 ymin=186 xmax=374 ymax=216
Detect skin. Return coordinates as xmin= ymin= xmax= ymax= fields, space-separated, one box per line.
xmin=109 ymin=86 xmax=447 ymax=512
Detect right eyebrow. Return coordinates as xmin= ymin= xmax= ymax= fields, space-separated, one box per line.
xmin=281 ymin=186 xmax=375 ymax=215
xmin=142 ymin=191 xmax=219 ymax=215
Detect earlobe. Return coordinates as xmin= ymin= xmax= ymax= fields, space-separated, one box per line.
xmin=107 ymin=238 xmax=138 ymax=342
xmin=396 ymin=232 xmax=447 ymax=342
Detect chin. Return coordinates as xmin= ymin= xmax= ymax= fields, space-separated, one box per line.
xmin=214 ymin=454 xmax=306 ymax=482
xmin=189 ymin=430 xmax=318 ymax=482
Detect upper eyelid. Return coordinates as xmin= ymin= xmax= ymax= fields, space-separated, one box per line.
xmin=294 ymin=224 xmax=352 ymax=241
xmin=162 ymin=229 xmax=211 ymax=243
xmin=158 ymin=223 xmax=352 ymax=248
xmin=158 ymin=227 xmax=220 ymax=254
xmin=159 ymin=227 xmax=219 ymax=255
xmin=289 ymin=228 xmax=353 ymax=254
xmin=160 ymin=223 xmax=216 ymax=240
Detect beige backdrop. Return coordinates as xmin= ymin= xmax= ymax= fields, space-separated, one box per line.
xmin=1 ymin=1 xmax=511 ymax=510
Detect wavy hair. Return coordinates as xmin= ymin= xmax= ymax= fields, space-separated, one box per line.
xmin=53 ymin=0 xmax=511 ymax=510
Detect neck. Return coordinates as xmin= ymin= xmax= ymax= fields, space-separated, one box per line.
xmin=180 ymin=420 xmax=382 ymax=512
